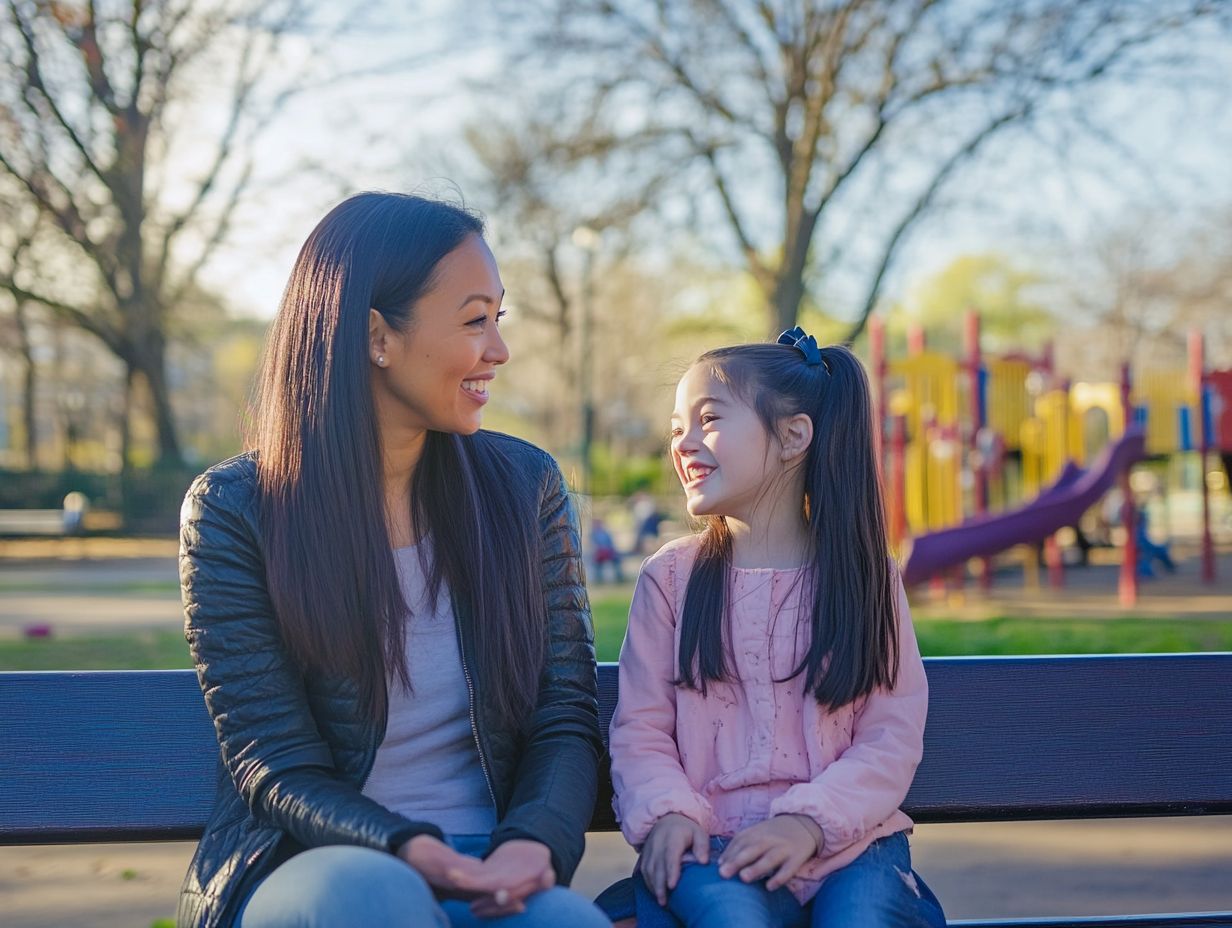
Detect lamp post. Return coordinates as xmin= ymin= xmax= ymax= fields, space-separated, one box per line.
xmin=572 ymin=226 xmax=599 ymax=499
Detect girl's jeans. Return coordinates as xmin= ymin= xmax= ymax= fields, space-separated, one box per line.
xmin=644 ymin=831 xmax=946 ymax=928
xmin=238 ymin=834 xmax=609 ymax=928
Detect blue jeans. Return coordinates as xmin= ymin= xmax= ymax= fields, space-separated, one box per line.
xmin=238 ymin=835 xmax=609 ymax=928
xmin=654 ymin=831 xmax=945 ymax=928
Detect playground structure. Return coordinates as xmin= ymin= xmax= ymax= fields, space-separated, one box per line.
xmin=868 ymin=312 xmax=1230 ymax=605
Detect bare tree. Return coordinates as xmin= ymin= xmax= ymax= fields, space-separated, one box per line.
xmin=1059 ymin=208 xmax=1232 ymax=378
xmin=0 ymin=0 xmax=310 ymax=468
xmin=463 ymin=110 xmax=670 ymax=454
xmin=0 ymin=189 xmax=41 ymax=467
xmin=494 ymin=0 xmax=1228 ymax=342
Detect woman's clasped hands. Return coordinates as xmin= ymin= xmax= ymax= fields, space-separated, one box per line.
xmin=400 ymin=835 xmax=554 ymax=917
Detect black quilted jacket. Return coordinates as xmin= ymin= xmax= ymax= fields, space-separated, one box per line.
xmin=175 ymin=433 xmax=602 ymax=928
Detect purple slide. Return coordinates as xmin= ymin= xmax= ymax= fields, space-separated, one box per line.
xmin=900 ymin=426 xmax=1146 ymax=587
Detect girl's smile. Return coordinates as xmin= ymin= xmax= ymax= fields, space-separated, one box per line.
xmin=682 ymin=462 xmax=715 ymax=487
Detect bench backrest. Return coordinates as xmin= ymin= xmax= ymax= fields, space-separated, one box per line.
xmin=2 ymin=654 xmax=1230 ymax=844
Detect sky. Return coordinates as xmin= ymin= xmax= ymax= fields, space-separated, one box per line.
xmin=182 ymin=3 xmax=1232 ymax=324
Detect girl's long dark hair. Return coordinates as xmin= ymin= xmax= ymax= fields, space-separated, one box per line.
xmin=677 ymin=343 xmax=899 ymax=710
xmin=251 ymin=191 xmax=544 ymax=726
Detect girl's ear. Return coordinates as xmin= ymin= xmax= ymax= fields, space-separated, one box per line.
xmin=778 ymin=413 xmax=813 ymax=463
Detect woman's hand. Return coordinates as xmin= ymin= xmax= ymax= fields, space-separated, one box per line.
xmin=640 ymin=812 xmax=710 ymax=906
xmin=718 ymin=814 xmax=823 ymax=890
xmin=397 ymin=834 xmax=490 ymax=899
xmin=468 ymin=839 xmax=555 ymax=918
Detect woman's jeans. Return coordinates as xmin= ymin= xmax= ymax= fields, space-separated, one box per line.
xmin=644 ymin=831 xmax=946 ymax=928
xmin=238 ymin=834 xmax=609 ymax=928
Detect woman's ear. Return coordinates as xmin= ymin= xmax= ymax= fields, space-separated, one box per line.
xmin=369 ymin=308 xmax=389 ymax=367
xmin=779 ymin=413 xmax=813 ymax=463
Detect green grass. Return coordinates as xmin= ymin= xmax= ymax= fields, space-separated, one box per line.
xmin=913 ymin=617 xmax=1232 ymax=657
xmin=0 ymin=579 xmax=180 ymax=594
xmin=0 ymin=629 xmax=192 ymax=670
xmin=2 ymin=599 xmax=1230 ymax=671
xmin=591 ymin=589 xmax=1232 ymax=660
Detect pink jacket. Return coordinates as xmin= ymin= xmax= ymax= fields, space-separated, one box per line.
xmin=608 ymin=535 xmax=928 ymax=904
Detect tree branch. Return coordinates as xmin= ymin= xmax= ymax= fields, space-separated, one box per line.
xmin=10 ymin=3 xmax=110 ymax=188
xmin=0 ymin=277 xmax=123 ymax=355
xmin=701 ymin=143 xmax=771 ymax=290
xmin=843 ymin=102 xmax=1036 ymax=345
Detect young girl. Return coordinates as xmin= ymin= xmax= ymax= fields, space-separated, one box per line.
xmin=609 ymin=329 xmax=946 ymax=928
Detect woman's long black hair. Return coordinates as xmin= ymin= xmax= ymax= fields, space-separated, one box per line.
xmin=676 ymin=342 xmax=900 ymax=710
xmin=251 ymin=191 xmax=545 ymax=727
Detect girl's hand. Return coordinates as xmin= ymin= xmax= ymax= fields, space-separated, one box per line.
xmin=468 ymin=840 xmax=555 ymax=918
xmin=398 ymin=834 xmax=490 ymax=899
xmin=718 ymin=814 xmax=823 ymax=890
xmin=641 ymin=812 xmax=710 ymax=906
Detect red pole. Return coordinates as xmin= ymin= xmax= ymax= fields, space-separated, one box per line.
xmin=1045 ymin=535 xmax=1064 ymax=588
xmin=870 ymin=315 xmax=887 ymax=464
xmin=890 ymin=414 xmax=908 ymax=552
xmin=908 ymin=323 xmax=926 ymax=357
xmin=965 ymin=311 xmax=992 ymax=589
xmin=1189 ymin=330 xmax=1216 ymax=584
xmin=1119 ymin=362 xmax=1138 ymax=606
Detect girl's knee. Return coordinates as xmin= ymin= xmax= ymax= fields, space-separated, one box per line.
xmin=810 ymin=866 xmax=945 ymax=928
xmin=669 ymin=865 xmax=788 ymax=928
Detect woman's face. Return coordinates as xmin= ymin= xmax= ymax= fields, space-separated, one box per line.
xmin=370 ymin=234 xmax=509 ymax=436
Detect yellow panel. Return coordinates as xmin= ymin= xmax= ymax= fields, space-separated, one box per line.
xmin=1069 ymin=382 xmax=1124 ymax=465
xmin=887 ymin=353 xmax=960 ymax=433
xmin=986 ymin=358 xmax=1032 ymax=450
xmin=1133 ymin=370 xmax=1197 ymax=455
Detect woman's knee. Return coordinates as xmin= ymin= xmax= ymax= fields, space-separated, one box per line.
xmin=441 ymin=886 xmax=609 ymax=928
xmin=241 ymin=845 xmax=445 ymax=928
xmin=519 ymin=886 xmax=611 ymax=928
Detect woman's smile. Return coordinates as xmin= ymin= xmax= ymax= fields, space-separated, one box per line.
xmin=462 ymin=374 xmax=493 ymax=404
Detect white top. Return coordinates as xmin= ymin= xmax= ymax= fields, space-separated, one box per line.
xmin=361 ymin=540 xmax=497 ymax=836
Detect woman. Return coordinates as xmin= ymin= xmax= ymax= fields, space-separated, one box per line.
xmin=177 ymin=192 xmax=607 ymax=928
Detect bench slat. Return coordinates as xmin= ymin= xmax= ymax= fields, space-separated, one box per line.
xmin=2 ymin=654 xmax=1230 ymax=844
xmin=951 ymin=915 xmax=1232 ymax=928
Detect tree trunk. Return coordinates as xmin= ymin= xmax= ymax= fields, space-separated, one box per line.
xmin=14 ymin=300 xmax=38 ymax=468
xmin=134 ymin=337 xmax=184 ymax=469
xmin=769 ymin=209 xmax=817 ymax=338
xmin=771 ymin=271 xmax=806 ymax=338
xmin=119 ymin=364 xmax=135 ymax=476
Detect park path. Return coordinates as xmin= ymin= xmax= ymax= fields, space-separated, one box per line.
xmin=3 ymin=540 xmax=1231 ymax=638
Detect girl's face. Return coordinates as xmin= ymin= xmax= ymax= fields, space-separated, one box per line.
xmin=370 ymin=234 xmax=509 ymax=436
xmin=670 ymin=364 xmax=779 ymax=520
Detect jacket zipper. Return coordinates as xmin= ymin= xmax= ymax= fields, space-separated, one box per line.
xmin=455 ymin=614 xmax=499 ymax=815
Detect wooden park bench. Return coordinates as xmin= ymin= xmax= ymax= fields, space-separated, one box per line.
xmin=2 ymin=653 xmax=1230 ymax=927
xmin=0 ymin=509 xmax=74 ymax=537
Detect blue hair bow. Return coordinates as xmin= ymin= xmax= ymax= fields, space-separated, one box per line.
xmin=776 ymin=326 xmax=825 ymax=369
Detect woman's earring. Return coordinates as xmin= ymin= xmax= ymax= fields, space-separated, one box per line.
xmin=376 ymin=355 xmax=385 ymax=367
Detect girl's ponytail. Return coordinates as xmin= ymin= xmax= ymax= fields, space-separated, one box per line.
xmin=797 ymin=345 xmax=899 ymax=709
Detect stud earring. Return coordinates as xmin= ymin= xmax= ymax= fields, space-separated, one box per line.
xmin=376 ymin=355 xmax=385 ymax=366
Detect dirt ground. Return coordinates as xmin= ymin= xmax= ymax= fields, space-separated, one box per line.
xmin=2 ymin=818 xmax=1230 ymax=927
